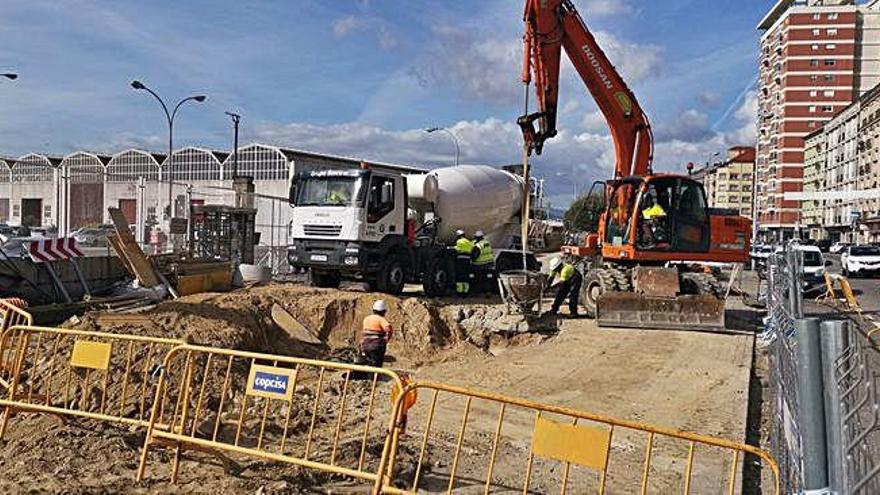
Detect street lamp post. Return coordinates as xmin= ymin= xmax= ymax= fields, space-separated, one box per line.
xmin=130 ymin=80 xmax=206 ymax=229
xmin=425 ymin=127 xmax=460 ymax=167
xmin=225 ymin=112 xmax=241 ymax=177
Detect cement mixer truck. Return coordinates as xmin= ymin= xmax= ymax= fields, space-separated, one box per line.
xmin=287 ymin=164 xmax=538 ymax=295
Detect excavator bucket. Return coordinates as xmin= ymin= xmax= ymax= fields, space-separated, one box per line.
xmin=596 ymin=292 xmax=726 ymax=332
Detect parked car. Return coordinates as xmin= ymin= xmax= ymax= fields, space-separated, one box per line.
xmin=72 ymin=225 xmax=115 ymax=247
xmin=830 ymin=242 xmax=849 ymax=254
xmin=775 ymin=245 xmax=828 ymax=290
xmin=841 ymin=245 xmax=880 ymax=277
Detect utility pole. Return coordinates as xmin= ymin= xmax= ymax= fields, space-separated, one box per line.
xmin=225 ymin=112 xmax=241 ymax=177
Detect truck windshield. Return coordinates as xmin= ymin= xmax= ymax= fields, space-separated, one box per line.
xmin=296 ymin=177 xmax=360 ymax=207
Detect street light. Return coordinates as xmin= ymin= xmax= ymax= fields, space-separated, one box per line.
xmin=130 ymin=80 xmax=206 ymax=226
xmin=225 ymin=112 xmax=241 ymax=177
xmin=425 ymin=126 xmax=460 ymax=167
xmin=1 ymin=73 xmax=17 ymax=80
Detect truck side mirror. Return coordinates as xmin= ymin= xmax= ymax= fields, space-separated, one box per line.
xmin=289 ymin=180 xmax=297 ymax=206
xmin=381 ymin=182 xmax=393 ymax=203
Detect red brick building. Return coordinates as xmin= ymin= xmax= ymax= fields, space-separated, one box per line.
xmin=756 ymin=0 xmax=880 ymax=240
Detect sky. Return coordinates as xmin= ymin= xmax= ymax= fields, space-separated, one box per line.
xmin=0 ymin=0 xmax=769 ymax=208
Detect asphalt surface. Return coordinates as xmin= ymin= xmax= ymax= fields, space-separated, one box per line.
xmin=810 ymin=253 xmax=880 ymax=314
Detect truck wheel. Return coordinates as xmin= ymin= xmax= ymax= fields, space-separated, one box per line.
xmin=580 ymin=269 xmax=614 ymax=318
xmin=310 ymin=270 xmax=341 ymax=289
xmin=423 ymin=258 xmax=451 ymax=297
xmin=377 ymin=259 xmax=406 ymax=295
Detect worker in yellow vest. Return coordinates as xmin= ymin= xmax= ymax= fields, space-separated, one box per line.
xmin=473 ymin=231 xmax=494 ymax=267
xmin=547 ymin=257 xmax=582 ymax=317
xmin=454 ymin=229 xmax=475 ymax=296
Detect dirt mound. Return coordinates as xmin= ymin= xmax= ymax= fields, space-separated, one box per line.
xmin=68 ymin=283 xmax=464 ymax=365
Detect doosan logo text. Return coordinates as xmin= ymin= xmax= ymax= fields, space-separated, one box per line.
xmin=582 ymin=45 xmax=613 ymax=90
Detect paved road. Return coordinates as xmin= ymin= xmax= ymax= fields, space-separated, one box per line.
xmin=825 ymin=253 xmax=880 ymax=313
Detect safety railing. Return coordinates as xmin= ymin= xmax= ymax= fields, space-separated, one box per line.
xmin=378 ymin=381 xmax=779 ymax=494
xmin=834 ymin=316 xmax=880 ymax=493
xmin=137 ymin=344 xmax=404 ymax=488
xmin=0 ymin=298 xmax=33 ymax=389
xmin=0 ymin=325 xmax=182 ymax=437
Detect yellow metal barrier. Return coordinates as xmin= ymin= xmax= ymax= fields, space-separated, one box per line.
xmin=378 ymin=382 xmax=780 ymax=495
xmin=838 ymin=277 xmax=863 ymax=315
xmin=0 ymin=299 xmax=33 ymax=389
xmin=137 ymin=344 xmax=405 ymax=488
xmin=816 ymin=273 xmax=838 ymax=305
xmin=0 ymin=325 xmax=182 ymax=438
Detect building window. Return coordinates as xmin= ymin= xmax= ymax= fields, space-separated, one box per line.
xmin=809 ymin=105 xmax=817 ymax=113
xmin=810 ymin=59 xmax=819 ymax=67
xmin=812 ymin=44 xmax=820 ymax=51
xmin=828 ymin=13 xmax=839 ymax=20
xmin=826 ymin=44 xmax=836 ymax=50
xmin=824 ymin=90 xmax=835 ymax=97
xmin=810 ymin=74 xmax=820 ymax=81
xmin=824 ymin=59 xmax=836 ymax=66
xmin=813 ymin=13 xmax=821 ymax=20
xmin=810 ymin=90 xmax=818 ymax=96
xmin=824 ymin=74 xmax=835 ymax=81
xmin=828 ymin=28 xmax=838 ymax=36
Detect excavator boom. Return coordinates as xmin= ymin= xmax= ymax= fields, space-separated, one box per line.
xmin=520 ymin=0 xmax=653 ymax=177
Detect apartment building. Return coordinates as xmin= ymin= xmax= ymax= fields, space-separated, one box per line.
xmin=756 ymin=0 xmax=880 ymax=241
xmin=690 ymin=146 xmax=756 ymax=218
xmin=822 ymin=98 xmax=861 ymax=241
xmin=856 ymin=85 xmax=880 ymax=241
xmin=802 ymin=128 xmax=826 ymax=239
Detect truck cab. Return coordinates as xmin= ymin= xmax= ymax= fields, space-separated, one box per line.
xmin=288 ymin=168 xmax=411 ymax=292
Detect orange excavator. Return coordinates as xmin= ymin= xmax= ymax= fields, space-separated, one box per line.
xmin=519 ymin=0 xmax=751 ymax=330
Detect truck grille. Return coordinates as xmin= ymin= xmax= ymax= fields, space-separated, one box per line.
xmin=303 ymin=224 xmax=342 ymax=236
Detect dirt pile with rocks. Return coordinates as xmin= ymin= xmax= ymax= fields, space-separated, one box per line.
xmin=0 ymin=283 xmax=553 ymax=493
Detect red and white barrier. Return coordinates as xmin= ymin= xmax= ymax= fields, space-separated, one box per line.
xmin=27 ymin=238 xmax=85 ymax=264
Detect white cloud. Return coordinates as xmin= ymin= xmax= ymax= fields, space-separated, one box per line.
xmin=654 ymin=109 xmax=713 ymax=143
xmin=250 ymin=117 xmax=615 ymax=204
xmin=333 ymin=15 xmax=361 ymax=38
xmin=584 ymin=0 xmax=634 ymax=17
xmin=592 ymin=31 xmax=664 ymax=83
xmin=698 ymin=91 xmax=720 ymax=107
xmin=331 ymin=14 xmax=397 ymax=50
xmin=412 ymin=26 xmax=663 ymax=105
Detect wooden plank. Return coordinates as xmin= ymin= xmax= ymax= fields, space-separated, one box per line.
xmin=107 ymin=207 xmax=161 ymax=288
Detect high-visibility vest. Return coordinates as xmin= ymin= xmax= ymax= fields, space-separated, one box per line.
xmin=362 ymin=314 xmax=392 ymax=342
xmin=555 ymin=263 xmax=577 ymax=283
xmin=642 ymin=204 xmax=666 ymax=219
xmin=455 ymin=237 xmax=474 ymax=255
xmin=474 ymin=240 xmax=494 ymax=265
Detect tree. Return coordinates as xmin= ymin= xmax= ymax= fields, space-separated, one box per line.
xmin=564 ymin=194 xmax=605 ymax=232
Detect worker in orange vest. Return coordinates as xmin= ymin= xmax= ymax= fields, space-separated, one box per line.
xmin=360 ymin=300 xmax=393 ymax=368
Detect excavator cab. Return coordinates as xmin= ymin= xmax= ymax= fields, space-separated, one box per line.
xmin=602 ymin=175 xmax=711 ymax=260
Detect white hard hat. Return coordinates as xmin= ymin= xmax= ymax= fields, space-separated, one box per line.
xmin=474 ymin=230 xmax=484 ymax=238
xmin=372 ymin=300 xmax=387 ymax=312
xmin=455 ymin=229 xmax=465 ymax=236
xmin=549 ymin=257 xmax=563 ymax=271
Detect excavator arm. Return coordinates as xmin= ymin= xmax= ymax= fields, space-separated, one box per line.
xmin=519 ymin=0 xmax=654 ymax=178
